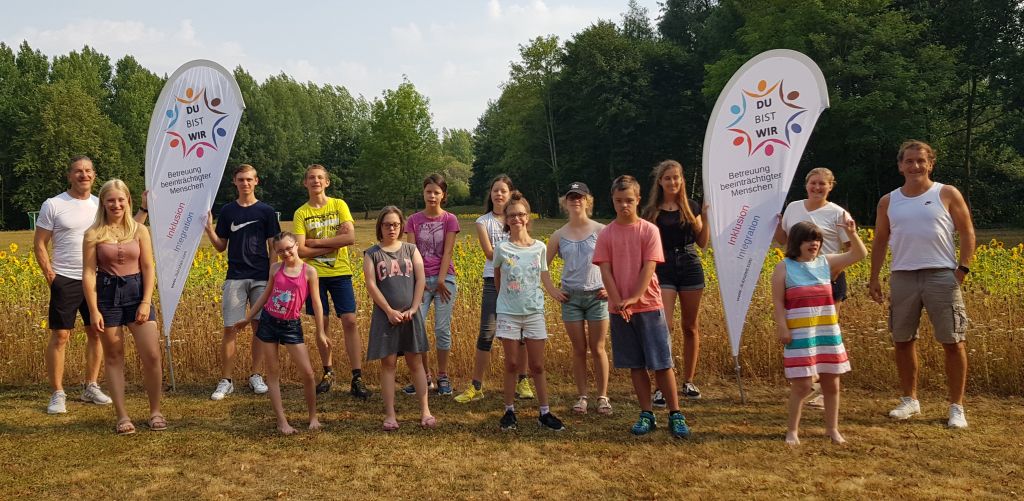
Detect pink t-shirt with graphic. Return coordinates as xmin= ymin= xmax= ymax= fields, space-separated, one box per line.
xmin=406 ymin=211 xmax=460 ymax=277
xmin=592 ymin=219 xmax=665 ymax=314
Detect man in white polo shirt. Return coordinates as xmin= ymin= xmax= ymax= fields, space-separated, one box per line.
xmin=869 ymin=140 xmax=975 ymax=429
xmin=34 ymin=156 xmax=112 ymax=413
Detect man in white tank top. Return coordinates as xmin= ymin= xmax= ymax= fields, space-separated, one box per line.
xmin=869 ymin=140 xmax=975 ymax=429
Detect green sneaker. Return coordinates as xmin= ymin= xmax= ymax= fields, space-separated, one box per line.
xmin=515 ymin=378 xmax=535 ymax=399
xmin=454 ymin=385 xmax=484 ymax=403
xmin=669 ymin=411 xmax=690 ymax=439
xmin=631 ymin=411 xmax=657 ymax=435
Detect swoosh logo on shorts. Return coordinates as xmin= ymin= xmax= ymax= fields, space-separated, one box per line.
xmin=230 ymin=220 xmax=257 ymax=232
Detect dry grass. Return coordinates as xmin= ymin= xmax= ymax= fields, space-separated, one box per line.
xmin=2 ymin=220 xmax=1023 ymax=499
xmin=1 ymin=381 xmax=1022 ymax=500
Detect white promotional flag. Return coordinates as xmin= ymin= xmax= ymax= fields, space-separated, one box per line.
xmin=702 ymin=49 xmax=829 ymax=364
xmin=145 ymin=60 xmax=244 ymax=386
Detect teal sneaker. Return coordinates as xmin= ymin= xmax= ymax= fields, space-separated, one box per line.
xmin=668 ymin=411 xmax=690 ymax=439
xmin=631 ymin=411 xmax=657 ymax=435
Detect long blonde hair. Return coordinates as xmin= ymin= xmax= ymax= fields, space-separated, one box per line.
xmin=643 ymin=160 xmax=697 ymax=226
xmin=90 ymin=179 xmax=139 ymax=243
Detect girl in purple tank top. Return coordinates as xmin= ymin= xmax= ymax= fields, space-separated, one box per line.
xmin=237 ymin=232 xmax=326 ymax=435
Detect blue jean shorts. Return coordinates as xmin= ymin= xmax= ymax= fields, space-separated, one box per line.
xmin=255 ymin=311 xmax=304 ymax=345
xmin=560 ymin=290 xmax=609 ymax=322
xmin=96 ymin=272 xmax=155 ymax=327
xmin=609 ymin=310 xmax=674 ymax=371
xmin=306 ymin=274 xmax=356 ymax=317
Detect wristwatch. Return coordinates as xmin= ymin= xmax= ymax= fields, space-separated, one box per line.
xmin=956 ymin=265 xmax=970 ymax=275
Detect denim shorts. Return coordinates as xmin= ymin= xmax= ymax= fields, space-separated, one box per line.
xmin=96 ymin=272 xmax=155 ymax=327
xmin=831 ymin=271 xmax=848 ymax=302
xmin=560 ymin=290 xmax=609 ymax=322
xmin=609 ymin=310 xmax=674 ymax=371
xmin=255 ymin=311 xmax=304 ymax=345
xmin=306 ymin=274 xmax=356 ymax=317
xmin=656 ymin=248 xmax=705 ymax=291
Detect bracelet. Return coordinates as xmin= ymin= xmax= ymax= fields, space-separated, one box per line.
xmin=139 ymin=207 xmax=148 ymax=213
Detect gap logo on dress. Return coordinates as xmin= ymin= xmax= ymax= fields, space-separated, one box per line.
xmin=377 ymin=257 xmax=413 ymax=281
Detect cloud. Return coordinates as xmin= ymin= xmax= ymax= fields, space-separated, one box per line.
xmin=390 ymin=22 xmax=423 ymax=49
xmin=488 ymin=0 xmax=502 ymax=19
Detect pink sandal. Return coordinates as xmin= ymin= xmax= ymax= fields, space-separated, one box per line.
xmin=383 ymin=419 xmax=399 ymax=431
xmin=420 ymin=415 xmax=437 ymax=429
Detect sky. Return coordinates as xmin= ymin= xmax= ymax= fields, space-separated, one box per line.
xmin=1 ymin=0 xmax=663 ymax=131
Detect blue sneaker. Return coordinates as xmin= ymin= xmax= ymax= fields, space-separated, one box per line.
xmin=668 ymin=411 xmax=690 ymax=439
xmin=437 ymin=375 xmax=453 ymax=396
xmin=631 ymin=411 xmax=657 ymax=435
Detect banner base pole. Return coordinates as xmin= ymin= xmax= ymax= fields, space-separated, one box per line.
xmin=165 ymin=333 xmax=176 ymax=392
xmin=733 ymin=355 xmax=746 ymax=404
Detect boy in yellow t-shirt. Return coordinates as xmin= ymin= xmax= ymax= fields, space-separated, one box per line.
xmin=293 ymin=164 xmax=370 ymax=399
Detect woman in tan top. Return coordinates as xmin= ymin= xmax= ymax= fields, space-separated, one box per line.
xmin=82 ymin=179 xmax=163 ymax=435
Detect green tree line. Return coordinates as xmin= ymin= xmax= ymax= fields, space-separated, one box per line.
xmin=2 ymin=0 xmax=1021 ymax=228
xmin=471 ymin=0 xmax=1024 ymax=226
xmin=0 ymin=44 xmax=472 ymax=228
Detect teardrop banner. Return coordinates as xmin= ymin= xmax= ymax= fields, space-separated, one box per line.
xmin=701 ymin=49 xmax=829 ymax=401
xmin=145 ymin=60 xmax=245 ymax=389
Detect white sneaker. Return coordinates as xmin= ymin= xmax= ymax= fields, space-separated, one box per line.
xmin=81 ymin=382 xmax=112 ymax=405
xmin=947 ymin=403 xmax=968 ymax=429
xmin=47 ymin=391 xmax=67 ymax=414
xmin=888 ymin=396 xmax=921 ymax=420
xmin=248 ymin=374 xmax=268 ymax=395
xmin=211 ymin=379 xmax=234 ymax=401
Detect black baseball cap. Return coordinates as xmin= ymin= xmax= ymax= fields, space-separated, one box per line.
xmin=565 ymin=181 xmax=590 ymax=196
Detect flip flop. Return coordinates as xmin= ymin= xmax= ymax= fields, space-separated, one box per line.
xmin=383 ymin=419 xmax=399 ymax=431
xmin=147 ymin=414 xmax=167 ymax=431
xmin=420 ymin=415 xmax=437 ymax=429
xmin=116 ymin=418 xmax=136 ymax=436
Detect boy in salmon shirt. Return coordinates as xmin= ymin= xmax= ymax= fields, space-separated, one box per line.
xmin=593 ymin=175 xmax=690 ymax=438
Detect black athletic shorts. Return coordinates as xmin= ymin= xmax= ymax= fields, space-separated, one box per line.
xmin=48 ymin=274 xmax=91 ymax=330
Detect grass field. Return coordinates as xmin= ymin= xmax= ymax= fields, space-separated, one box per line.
xmin=2 ymin=381 xmax=1022 ymax=500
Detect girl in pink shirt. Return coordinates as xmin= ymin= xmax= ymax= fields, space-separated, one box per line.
xmin=237 ymin=232 xmax=327 ymax=435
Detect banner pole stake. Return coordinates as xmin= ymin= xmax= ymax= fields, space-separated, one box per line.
xmin=165 ymin=331 xmax=177 ymax=392
xmin=733 ymin=355 xmax=746 ymax=404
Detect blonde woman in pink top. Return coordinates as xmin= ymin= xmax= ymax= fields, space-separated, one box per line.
xmin=82 ymin=179 xmax=162 ymax=435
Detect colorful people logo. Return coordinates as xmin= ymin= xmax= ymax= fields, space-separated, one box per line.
xmin=726 ymin=79 xmax=806 ymax=157
xmin=165 ymin=87 xmax=230 ymax=159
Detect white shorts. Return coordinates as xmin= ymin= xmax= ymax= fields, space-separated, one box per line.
xmin=495 ymin=313 xmax=547 ymax=341
xmin=222 ymin=279 xmax=267 ymax=326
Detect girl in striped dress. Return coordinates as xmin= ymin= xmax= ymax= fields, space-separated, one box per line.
xmin=771 ymin=219 xmax=866 ymax=445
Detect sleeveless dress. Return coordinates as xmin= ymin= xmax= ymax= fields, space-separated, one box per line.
xmin=782 ymin=256 xmax=851 ymax=378
xmin=365 ymin=243 xmax=429 ymax=360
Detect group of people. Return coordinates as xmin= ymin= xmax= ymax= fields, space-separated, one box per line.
xmin=36 ymin=139 xmax=975 ymax=443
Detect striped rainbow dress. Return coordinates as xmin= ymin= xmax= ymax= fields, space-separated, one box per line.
xmin=782 ymin=255 xmax=851 ymax=378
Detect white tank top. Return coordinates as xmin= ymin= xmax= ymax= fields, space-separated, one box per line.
xmin=887 ymin=182 xmax=956 ymax=271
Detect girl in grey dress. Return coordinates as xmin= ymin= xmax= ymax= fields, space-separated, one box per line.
xmin=363 ymin=206 xmax=435 ymax=430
